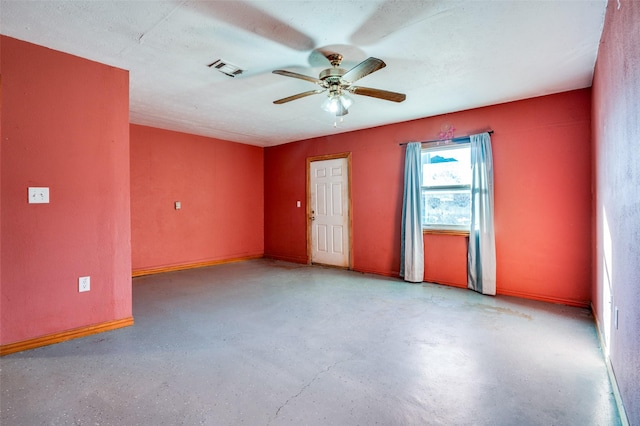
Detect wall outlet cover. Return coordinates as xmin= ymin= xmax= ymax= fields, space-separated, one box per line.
xmin=28 ymin=187 xmax=50 ymax=204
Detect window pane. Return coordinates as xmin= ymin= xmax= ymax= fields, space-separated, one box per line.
xmin=422 ymin=189 xmax=471 ymax=228
xmin=422 ymin=146 xmax=470 ymax=187
xmin=421 ymin=144 xmax=471 ymax=230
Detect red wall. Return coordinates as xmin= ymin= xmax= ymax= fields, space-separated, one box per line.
xmin=265 ymin=134 xmax=405 ymax=268
xmin=0 ymin=36 xmax=132 ymax=344
xmin=130 ymin=125 xmax=264 ymax=272
xmin=265 ymin=89 xmax=592 ymax=306
xmin=592 ymin=1 xmax=640 ymax=423
xmin=424 ymin=235 xmax=468 ymax=288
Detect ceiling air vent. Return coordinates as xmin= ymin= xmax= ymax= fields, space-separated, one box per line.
xmin=208 ymin=59 xmax=244 ymax=77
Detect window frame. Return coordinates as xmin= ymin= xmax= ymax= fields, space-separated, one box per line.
xmin=421 ymin=142 xmax=471 ymax=234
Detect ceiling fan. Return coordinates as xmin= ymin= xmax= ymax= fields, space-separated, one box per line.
xmin=272 ymin=53 xmax=406 ymax=117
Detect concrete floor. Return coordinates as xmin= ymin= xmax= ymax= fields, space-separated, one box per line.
xmin=1 ymin=259 xmax=620 ymax=425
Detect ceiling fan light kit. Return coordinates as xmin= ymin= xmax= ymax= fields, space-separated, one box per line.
xmin=321 ymin=93 xmax=352 ymax=116
xmin=272 ymin=51 xmax=406 ymax=122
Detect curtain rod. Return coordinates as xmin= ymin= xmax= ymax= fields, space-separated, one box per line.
xmin=399 ymin=130 xmax=493 ymax=146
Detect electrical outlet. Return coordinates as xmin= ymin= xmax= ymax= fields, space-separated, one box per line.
xmin=28 ymin=187 xmax=49 ymax=204
xmin=79 ymin=276 xmax=90 ymax=293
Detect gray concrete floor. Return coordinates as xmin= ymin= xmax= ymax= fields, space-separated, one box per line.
xmin=1 ymin=259 xmax=620 ymax=425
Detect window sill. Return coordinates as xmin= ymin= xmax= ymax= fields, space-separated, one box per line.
xmin=423 ymin=229 xmax=470 ymax=237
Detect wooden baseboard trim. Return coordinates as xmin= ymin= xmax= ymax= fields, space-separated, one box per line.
xmin=132 ymin=254 xmax=263 ymax=277
xmin=423 ymin=279 xmax=468 ymax=289
xmin=262 ymin=254 xmax=308 ymax=265
xmin=350 ymin=267 xmax=400 ymax=278
xmin=496 ymin=288 xmax=590 ymax=308
xmin=0 ymin=317 xmax=134 ymax=356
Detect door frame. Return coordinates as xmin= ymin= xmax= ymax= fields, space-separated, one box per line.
xmin=306 ymin=152 xmax=353 ymax=269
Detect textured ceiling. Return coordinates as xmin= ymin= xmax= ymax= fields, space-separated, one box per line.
xmin=1 ymin=0 xmax=606 ymax=147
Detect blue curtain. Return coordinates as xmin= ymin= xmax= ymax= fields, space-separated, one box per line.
xmin=468 ymin=132 xmax=496 ymax=295
xmin=400 ymin=142 xmax=424 ymax=283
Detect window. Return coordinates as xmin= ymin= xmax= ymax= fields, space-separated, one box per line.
xmin=421 ymin=143 xmax=471 ymax=231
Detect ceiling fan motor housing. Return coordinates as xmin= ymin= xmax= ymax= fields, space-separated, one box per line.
xmin=319 ymin=67 xmax=347 ymax=82
xmin=319 ymin=67 xmax=348 ymax=96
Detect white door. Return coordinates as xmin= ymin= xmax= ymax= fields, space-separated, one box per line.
xmin=310 ymin=158 xmax=350 ymax=267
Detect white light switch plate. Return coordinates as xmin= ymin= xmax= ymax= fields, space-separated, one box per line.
xmin=79 ymin=276 xmax=90 ymax=292
xmin=28 ymin=187 xmax=49 ymax=204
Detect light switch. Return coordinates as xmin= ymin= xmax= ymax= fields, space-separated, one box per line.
xmin=296 ymin=201 xmax=301 ymax=208
xmin=28 ymin=187 xmax=49 ymax=204
xmin=79 ymin=276 xmax=90 ymax=292
xmin=175 ymin=201 xmax=181 ymax=210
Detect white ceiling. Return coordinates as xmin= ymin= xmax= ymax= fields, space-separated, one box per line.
xmin=1 ymin=0 xmax=606 ymax=147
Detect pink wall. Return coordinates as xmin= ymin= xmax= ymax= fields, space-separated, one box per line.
xmin=424 ymin=235 xmax=467 ymax=288
xmin=130 ymin=125 xmax=264 ymax=272
xmin=265 ymin=135 xmax=404 ymax=269
xmin=0 ymin=36 xmax=132 ymax=345
xmin=592 ymin=1 xmax=640 ymax=423
xmin=265 ymin=89 xmax=592 ymax=306
xmin=1 ymin=47 xmax=3 ymax=315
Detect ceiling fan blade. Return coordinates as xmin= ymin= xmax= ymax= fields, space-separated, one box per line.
xmin=341 ymin=57 xmax=386 ymax=83
xmin=273 ymin=89 xmax=325 ymax=104
xmin=349 ymin=86 xmax=406 ymax=102
xmin=272 ymin=69 xmax=323 ymax=85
